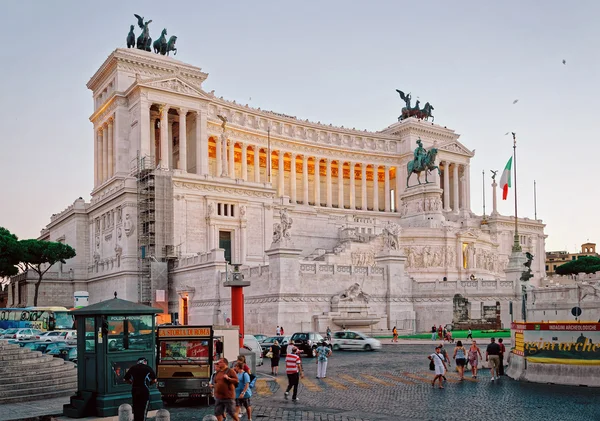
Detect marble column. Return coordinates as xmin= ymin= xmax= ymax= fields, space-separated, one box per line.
xmin=326 ymin=159 xmax=332 ymax=207
xmin=361 ymin=164 xmax=367 ymax=210
xmin=220 ymin=134 xmax=228 ymax=177
xmin=168 ymin=118 xmax=173 ymax=169
xmin=228 ymin=139 xmax=235 ymax=178
xmin=492 ymin=181 xmax=499 ymax=215
xmin=443 ymin=161 xmax=451 ymax=211
xmin=196 ymin=110 xmax=209 ymax=175
xmin=241 ymin=143 xmax=248 ymax=181
xmin=278 ymin=152 xmax=285 ymax=197
xmin=349 ymin=162 xmax=356 ymax=210
xmin=102 ymin=123 xmax=108 ymax=181
xmin=253 ymin=146 xmax=260 ymax=182
xmin=240 ymin=225 xmax=247 ymax=265
xmin=338 ymin=161 xmax=344 ymax=209
xmin=107 ymin=119 xmax=113 ymax=178
xmin=372 ymin=165 xmax=379 ymax=211
xmin=460 ymin=175 xmax=467 ymax=210
xmin=395 ymin=167 xmax=401 ymax=212
xmin=216 ymin=135 xmax=222 ymax=177
xmin=302 ymin=155 xmax=309 ymax=205
xmin=453 ymin=163 xmax=459 ymax=213
xmin=160 ymin=105 xmax=169 ymax=169
xmin=178 ymin=108 xmax=187 ymax=171
xmin=95 ymin=128 xmax=101 ymax=186
xmin=314 ymin=158 xmax=321 ymax=206
xmin=150 ymin=117 xmax=156 ymax=163
xmin=465 ymin=163 xmax=471 ymax=212
xmin=384 ymin=165 xmax=390 ymax=212
xmin=290 ymin=153 xmax=297 ymax=203
xmin=140 ymin=100 xmax=151 ymax=158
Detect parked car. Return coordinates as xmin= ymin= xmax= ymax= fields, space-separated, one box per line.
xmin=331 ymin=330 xmax=381 ymax=351
xmin=243 ymin=334 xmax=264 ymax=366
xmin=253 ymin=334 xmax=268 ymax=342
xmin=36 ymin=330 xmax=77 ymax=343
xmin=290 ymin=332 xmax=326 ymax=358
xmin=21 ymin=341 xmax=53 ymax=353
xmin=1 ymin=328 xmax=19 ymax=339
xmin=47 ymin=345 xmax=77 ymax=363
xmin=260 ymin=335 xmax=292 ymax=356
xmin=43 ymin=341 xmax=70 ymax=354
xmin=3 ymin=328 xmax=42 ymax=340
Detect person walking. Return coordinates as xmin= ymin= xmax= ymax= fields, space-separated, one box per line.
xmin=466 ymin=327 xmax=473 ymax=340
xmin=429 ymin=346 xmax=447 ymax=389
xmin=431 ymin=325 xmax=437 ymax=341
xmin=286 ymin=340 xmax=297 ymax=355
xmin=270 ymin=340 xmax=281 ymax=376
xmin=486 ymin=337 xmax=501 ymax=382
xmin=123 ymin=357 xmax=157 ymax=421
xmin=437 ymin=325 xmax=443 ymax=340
xmin=498 ymin=338 xmax=506 ymax=376
xmin=212 ymin=358 xmax=239 ymax=421
xmin=284 ymin=349 xmax=304 ymax=401
xmin=326 ymin=326 xmax=332 ymax=342
xmin=392 ymin=326 xmax=398 ymax=343
xmin=439 ymin=343 xmax=451 ymax=382
xmin=233 ymin=362 xmax=253 ymax=421
xmin=280 ymin=326 xmax=285 ymax=335
xmin=467 ymin=341 xmax=483 ymax=379
xmin=276 ymin=326 xmax=281 ymax=336
xmin=452 ymin=341 xmax=467 ymax=380
xmin=316 ymin=340 xmax=332 ymax=379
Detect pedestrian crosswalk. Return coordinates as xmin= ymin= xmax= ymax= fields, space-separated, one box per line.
xmin=254 ymin=371 xmax=480 ymax=397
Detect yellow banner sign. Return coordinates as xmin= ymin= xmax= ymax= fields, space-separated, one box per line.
xmin=159 ymin=327 xmax=211 ymax=337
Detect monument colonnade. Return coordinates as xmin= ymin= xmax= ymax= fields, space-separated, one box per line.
xmin=94 ymin=100 xmax=470 ymax=213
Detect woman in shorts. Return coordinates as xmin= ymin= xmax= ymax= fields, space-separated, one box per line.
xmin=453 ymin=340 xmax=467 ymax=380
xmin=233 ymin=362 xmax=252 ymax=421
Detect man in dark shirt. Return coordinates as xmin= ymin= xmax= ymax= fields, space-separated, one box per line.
xmin=498 ymin=338 xmax=506 ymax=376
xmin=485 ymin=338 xmax=501 ymax=382
xmin=123 ymin=357 xmax=157 ymax=421
xmin=212 ymin=358 xmax=239 ymax=421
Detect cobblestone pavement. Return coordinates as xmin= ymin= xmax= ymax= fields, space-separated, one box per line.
xmin=163 ymin=344 xmax=600 ymax=421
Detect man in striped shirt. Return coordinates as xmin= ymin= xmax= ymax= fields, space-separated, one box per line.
xmin=284 ymin=349 xmax=304 ymax=401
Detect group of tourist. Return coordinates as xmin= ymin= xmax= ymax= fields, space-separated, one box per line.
xmin=209 ymin=355 xmax=255 ymax=421
xmin=430 ymin=324 xmax=455 ymax=343
xmin=429 ymin=337 xmax=506 ymax=388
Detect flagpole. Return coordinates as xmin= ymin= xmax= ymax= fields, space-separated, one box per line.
xmin=512 ymin=132 xmax=521 ymax=252
xmin=534 ymin=180 xmax=537 ymax=220
xmin=482 ymin=170 xmax=486 ymax=220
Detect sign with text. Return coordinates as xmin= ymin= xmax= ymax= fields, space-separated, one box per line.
xmin=512 ymin=322 xmax=600 ymax=364
xmin=158 ymin=327 xmax=211 ymax=338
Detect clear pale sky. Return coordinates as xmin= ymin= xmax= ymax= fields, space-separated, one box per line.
xmin=1 ymin=1 xmax=598 ymax=252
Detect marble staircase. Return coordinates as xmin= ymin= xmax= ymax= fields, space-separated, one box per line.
xmin=0 ymin=341 xmax=77 ymax=404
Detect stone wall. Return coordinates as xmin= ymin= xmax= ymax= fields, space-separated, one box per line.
xmin=527 ymin=283 xmax=600 ymax=322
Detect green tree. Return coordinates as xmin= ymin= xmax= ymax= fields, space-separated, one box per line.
xmin=555 ymin=255 xmax=600 ymax=275
xmin=20 ymin=239 xmax=76 ymax=306
xmin=0 ymin=227 xmax=23 ymax=278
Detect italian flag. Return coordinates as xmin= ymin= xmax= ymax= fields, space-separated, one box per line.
xmin=499 ymin=156 xmax=512 ymax=200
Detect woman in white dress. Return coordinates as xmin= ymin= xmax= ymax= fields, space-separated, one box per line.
xmin=429 ymin=345 xmax=447 ymax=389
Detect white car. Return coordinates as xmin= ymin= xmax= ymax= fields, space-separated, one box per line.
xmin=331 ymin=330 xmax=382 ymax=351
xmin=243 ymin=334 xmax=264 ymax=366
xmin=36 ymin=330 xmax=77 ymax=343
xmin=3 ymin=328 xmax=42 ymax=340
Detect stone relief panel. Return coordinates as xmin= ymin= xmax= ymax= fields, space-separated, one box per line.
xmin=399 ymin=197 xmax=442 ymax=217
xmin=405 ymin=245 xmax=456 ymax=269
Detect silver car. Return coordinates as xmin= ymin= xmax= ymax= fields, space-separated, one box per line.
xmin=36 ymin=330 xmax=77 ymax=343
xmin=3 ymin=328 xmax=41 ymax=340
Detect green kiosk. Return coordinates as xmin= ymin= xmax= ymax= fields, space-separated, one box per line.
xmin=63 ymin=294 xmax=163 ymax=418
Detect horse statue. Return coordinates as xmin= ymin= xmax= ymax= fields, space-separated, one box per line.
xmin=400 ymin=100 xmax=422 ymax=120
xmin=153 ymin=29 xmax=168 ymax=54
xmin=126 ymin=25 xmax=136 ymax=48
xmin=406 ymin=146 xmax=440 ymax=187
xmin=165 ymin=36 xmax=178 ymax=56
xmin=417 ymin=102 xmax=435 ymax=122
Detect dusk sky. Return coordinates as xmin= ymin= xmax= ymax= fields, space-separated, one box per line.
xmin=1 ymin=1 xmax=599 ymax=252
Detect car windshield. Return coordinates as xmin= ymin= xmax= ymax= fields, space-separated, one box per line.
xmin=293 ymin=333 xmax=308 ymax=341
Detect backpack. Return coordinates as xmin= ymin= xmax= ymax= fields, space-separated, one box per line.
xmin=248 ymin=373 xmax=257 ymax=389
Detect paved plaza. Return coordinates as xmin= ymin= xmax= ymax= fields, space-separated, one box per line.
xmin=2 ymin=343 xmax=599 ymax=421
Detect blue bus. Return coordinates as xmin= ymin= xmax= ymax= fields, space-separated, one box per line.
xmin=0 ymin=307 xmax=74 ymax=331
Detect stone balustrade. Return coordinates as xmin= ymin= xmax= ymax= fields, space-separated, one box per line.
xmin=414 ymin=278 xmax=513 ymax=293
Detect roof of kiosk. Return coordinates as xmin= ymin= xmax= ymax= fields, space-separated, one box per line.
xmin=71 ymin=294 xmax=163 ymax=316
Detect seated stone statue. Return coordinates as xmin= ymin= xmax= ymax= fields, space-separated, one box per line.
xmin=332 ymin=283 xmax=370 ymax=303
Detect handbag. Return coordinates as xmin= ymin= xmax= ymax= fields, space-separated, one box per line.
xmin=266 ymin=351 xmax=273 ymax=359
xmin=429 ymin=360 xmax=435 ymax=371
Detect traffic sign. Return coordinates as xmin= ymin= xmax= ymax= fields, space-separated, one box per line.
xmin=571 ymin=307 xmax=582 ymax=317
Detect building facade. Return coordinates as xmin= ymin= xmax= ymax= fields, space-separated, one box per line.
xmin=9 ymin=48 xmax=547 ymax=333
xmin=545 ymin=242 xmax=598 ymax=275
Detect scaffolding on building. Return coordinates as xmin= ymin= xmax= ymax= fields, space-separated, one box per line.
xmin=132 ymin=154 xmax=174 ymax=304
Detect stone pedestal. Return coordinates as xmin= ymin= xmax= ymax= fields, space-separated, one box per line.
xmin=375 ymin=249 xmax=416 ymax=333
xmin=265 ymin=241 xmax=302 ymax=294
xmin=399 ymin=184 xmax=445 ymax=228
xmin=504 ymin=249 xmax=528 ymax=321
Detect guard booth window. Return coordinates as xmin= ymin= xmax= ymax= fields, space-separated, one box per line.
xmin=106 ymin=315 xmax=153 ymax=352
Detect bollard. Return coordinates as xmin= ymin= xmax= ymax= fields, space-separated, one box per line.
xmin=155 ymin=408 xmax=170 ymax=421
xmin=202 ymin=415 xmax=218 ymax=421
xmin=118 ymin=403 xmax=133 ymax=421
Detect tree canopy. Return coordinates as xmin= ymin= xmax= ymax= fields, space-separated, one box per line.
xmin=0 ymin=227 xmax=22 ymax=278
xmin=555 ymin=255 xmax=600 ymax=275
xmin=20 ymin=239 xmax=76 ymax=306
